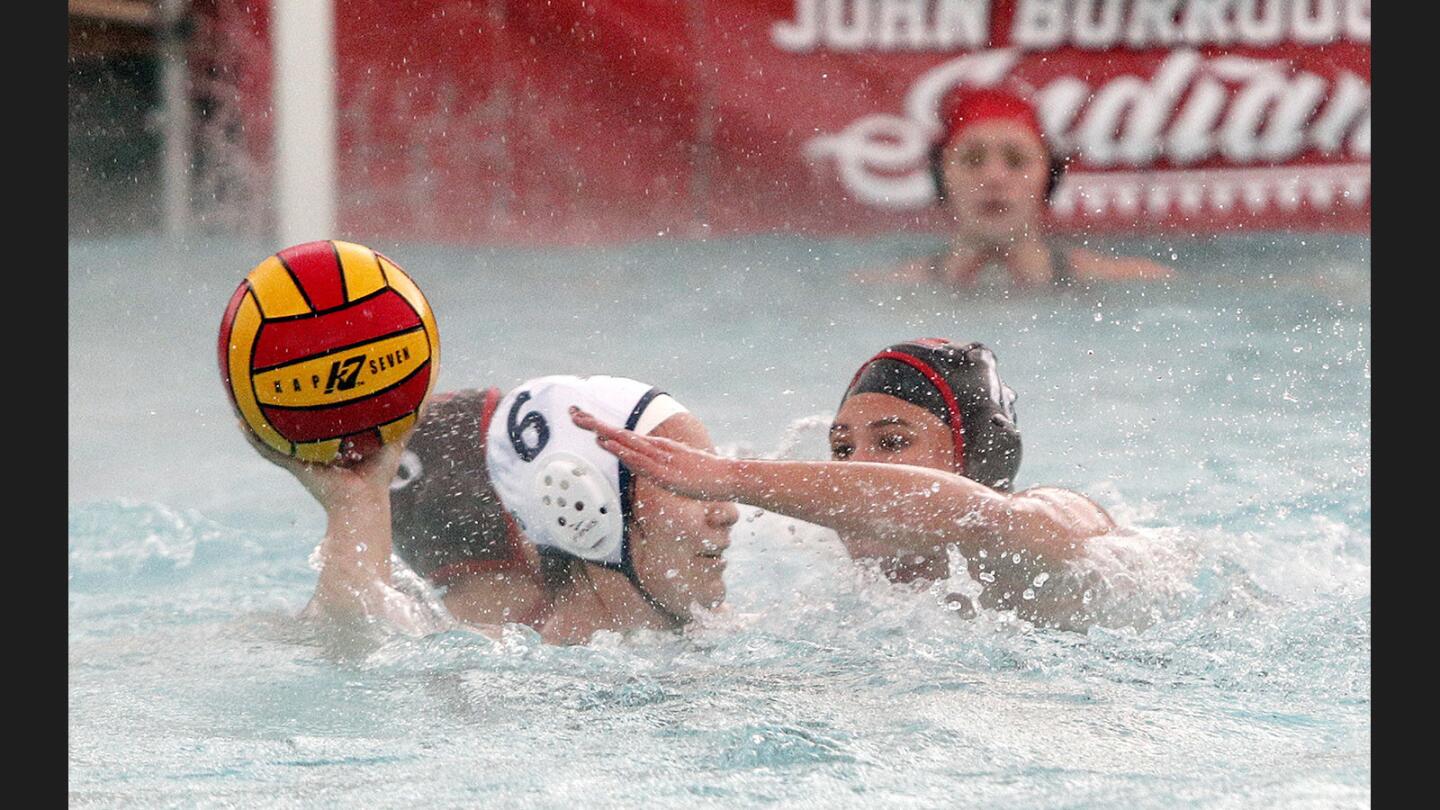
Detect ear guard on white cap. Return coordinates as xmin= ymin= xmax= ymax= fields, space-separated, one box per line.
xmin=530 ymin=452 xmax=624 ymax=562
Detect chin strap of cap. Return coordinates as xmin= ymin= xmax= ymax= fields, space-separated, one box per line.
xmin=614 ymin=387 xmax=690 ymax=629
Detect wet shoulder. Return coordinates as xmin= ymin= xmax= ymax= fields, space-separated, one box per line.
xmin=1011 ymin=485 xmax=1117 ymax=537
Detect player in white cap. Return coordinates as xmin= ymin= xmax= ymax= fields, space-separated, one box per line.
xmin=246 ymin=374 xmax=739 ymax=644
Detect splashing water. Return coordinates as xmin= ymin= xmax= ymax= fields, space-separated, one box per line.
xmin=70 ymin=234 xmax=1368 ymax=807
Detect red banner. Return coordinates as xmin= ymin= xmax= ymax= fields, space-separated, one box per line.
xmin=201 ymin=0 xmax=1371 ymax=243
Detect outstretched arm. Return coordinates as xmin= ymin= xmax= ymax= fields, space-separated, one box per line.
xmin=570 ymin=408 xmax=1092 ymax=566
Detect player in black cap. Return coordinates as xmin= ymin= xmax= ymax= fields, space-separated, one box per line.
xmin=835 ymin=339 xmax=1022 ymax=491
xmin=570 ymin=338 xmax=1121 ymax=630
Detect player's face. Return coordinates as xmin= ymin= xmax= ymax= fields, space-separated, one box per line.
xmin=940 ymin=120 xmax=1050 ymax=242
xmin=830 ymin=393 xmax=954 ymax=473
xmin=628 ymin=413 xmax=739 ymax=618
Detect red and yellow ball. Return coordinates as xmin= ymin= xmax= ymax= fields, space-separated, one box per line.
xmin=218 ymin=240 xmax=439 ymax=464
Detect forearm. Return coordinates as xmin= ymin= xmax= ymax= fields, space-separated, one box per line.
xmin=308 ymin=487 xmax=396 ymax=618
xmin=728 ymin=458 xmax=998 ymax=559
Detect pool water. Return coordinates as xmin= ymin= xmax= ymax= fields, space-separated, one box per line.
xmin=69 ymin=234 xmax=1369 ymax=807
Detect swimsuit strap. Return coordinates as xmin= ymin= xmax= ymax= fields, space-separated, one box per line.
xmin=1048 ymin=241 xmax=1077 ymax=286
xmin=508 ymin=589 xmax=554 ymax=630
xmin=927 ymin=249 xmax=949 ymax=282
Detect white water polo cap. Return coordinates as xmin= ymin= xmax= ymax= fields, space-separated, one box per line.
xmin=484 ymin=375 xmax=689 ymax=567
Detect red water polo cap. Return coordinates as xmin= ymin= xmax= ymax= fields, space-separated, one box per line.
xmin=937 ymin=85 xmax=1045 ymax=149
